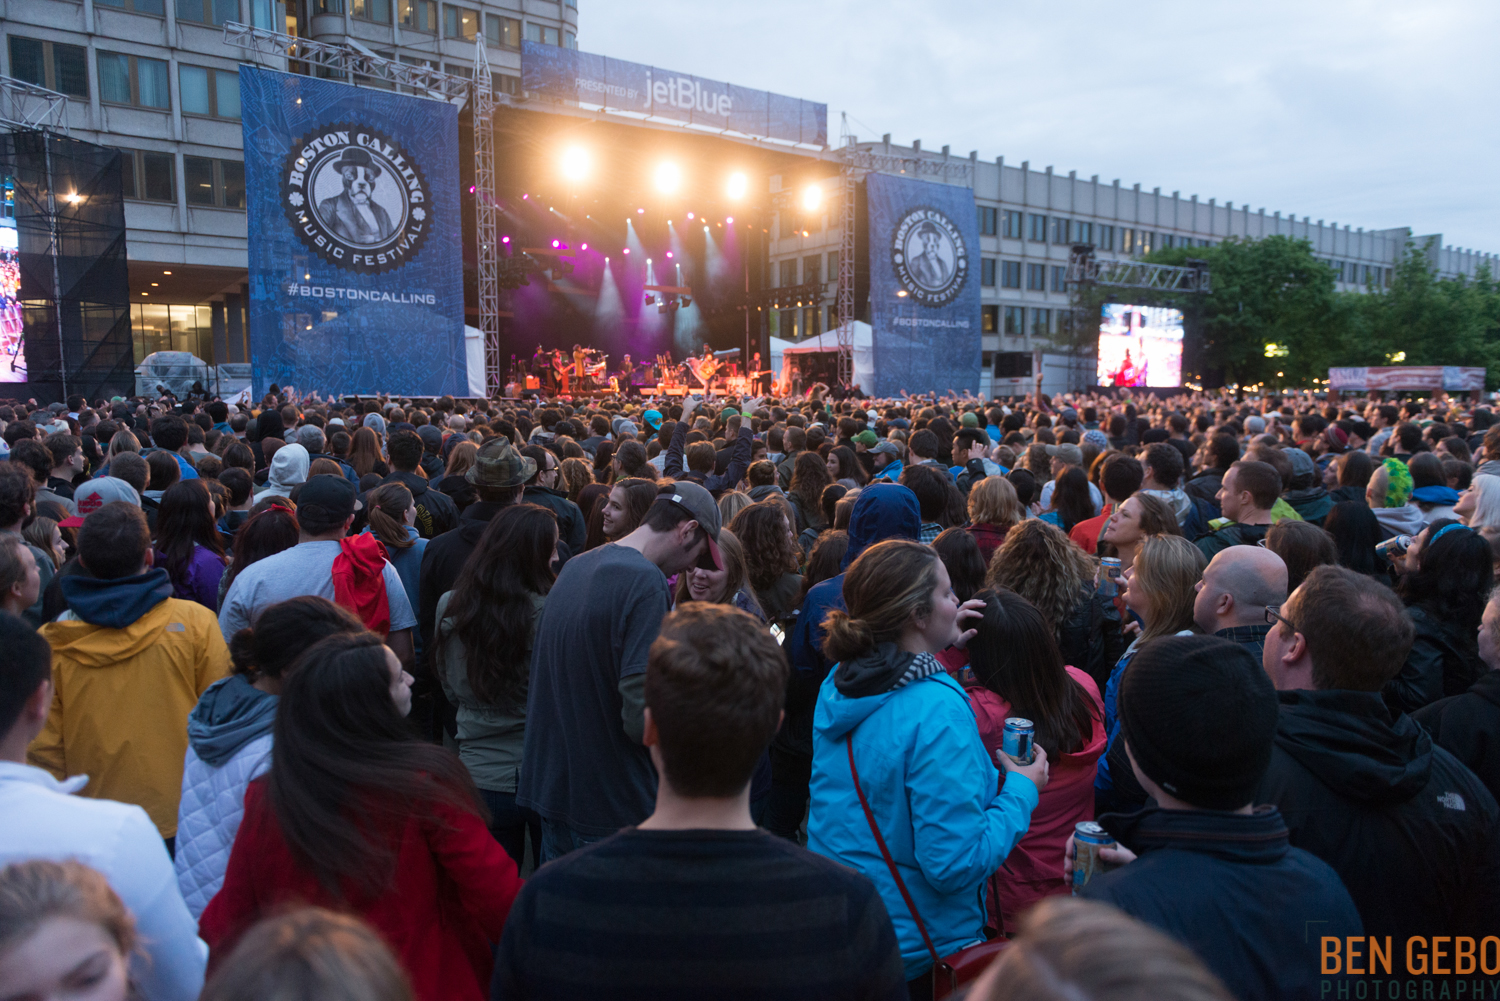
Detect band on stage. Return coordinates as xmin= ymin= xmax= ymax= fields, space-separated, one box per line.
xmin=509 ymin=343 xmax=771 ymax=397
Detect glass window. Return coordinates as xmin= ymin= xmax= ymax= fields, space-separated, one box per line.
xmin=1026 ymin=263 xmax=1045 ymax=291
xmin=250 ymin=0 xmax=275 ymax=26
xmin=486 ymin=14 xmax=520 ymax=46
xmin=444 ymin=5 xmax=477 ymax=39
xmin=142 ymin=151 xmax=175 ymax=201
xmin=1001 ymin=260 xmax=1020 ymax=289
xmin=12 ymin=38 xmax=90 ymax=98
xmin=982 ymin=305 xmax=998 ymax=333
xmin=100 ymin=52 xmax=170 ymax=109
xmin=495 ymin=74 xmax=519 ymax=96
xmin=96 ymin=0 xmax=168 ymax=14
xmin=179 ymin=65 xmax=211 ymax=115
xmin=1098 ymin=224 xmax=1114 ymax=251
xmin=803 ymin=255 xmax=821 ymax=286
xmin=1030 ymin=308 xmax=1050 ymax=336
xmin=1051 ymin=265 xmax=1066 ymax=292
xmin=804 ymin=306 xmax=821 ymax=338
xmin=1028 ymin=213 xmax=1047 ymax=242
xmin=779 ymin=259 xmax=797 ymax=286
xmin=98 ymin=52 xmax=132 ymax=104
xmin=1003 ymin=306 xmax=1023 ymax=336
xmin=981 ymin=258 xmax=996 ymax=286
xmin=215 ymin=69 xmax=239 ymax=117
xmin=564 ymin=30 xmax=575 ymax=49
xmin=398 ymin=0 xmax=435 ymax=31
xmin=221 ymin=160 xmax=245 ymax=209
xmin=184 ymin=156 xmax=215 ymax=206
xmin=115 ymin=148 xmax=137 ymax=199
xmin=525 ymin=22 xmax=559 ymax=45
xmin=352 ymin=0 xmax=390 ymax=20
xmin=8 ymin=37 xmax=46 ymax=89
xmin=827 ymin=251 xmax=838 ymax=279
xmin=1076 ymin=221 xmax=1092 ymax=245
xmin=1121 ymin=228 xmax=1135 ymax=254
xmin=1003 ymin=210 xmax=1023 ymax=239
xmin=137 ymin=56 xmax=169 ymax=108
xmin=1162 ymin=234 xmax=1175 ymax=250
xmin=978 ymin=206 xmax=998 ymax=236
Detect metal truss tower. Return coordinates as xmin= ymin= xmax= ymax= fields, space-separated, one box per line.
xmin=471 ymin=39 xmax=499 ymax=394
xmin=0 ymin=75 xmax=69 ymax=135
xmin=835 ymin=119 xmax=973 ymax=388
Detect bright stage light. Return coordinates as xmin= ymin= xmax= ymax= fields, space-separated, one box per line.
xmin=726 ymin=217 xmax=733 ymax=224
xmin=654 ymin=162 xmax=682 ymax=194
xmin=647 ymin=258 xmax=652 ymax=264
xmin=623 ymin=248 xmax=630 ymax=254
xmin=581 ymin=242 xmax=588 ymax=250
xmin=687 ymin=212 xmax=695 ymax=220
xmin=637 ymin=208 xmax=645 ymax=214
xmin=801 ymin=185 xmax=823 ymax=212
xmin=561 ymin=146 xmax=589 ymax=181
xmin=501 ymin=236 xmax=510 ymax=244
xmin=726 ymin=172 xmax=748 ymax=199
xmin=552 ymin=239 xmax=561 ymax=248
xmin=666 ymin=251 xmax=673 ymax=259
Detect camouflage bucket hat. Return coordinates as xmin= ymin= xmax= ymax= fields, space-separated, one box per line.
xmin=467 ymin=437 xmax=536 ymax=488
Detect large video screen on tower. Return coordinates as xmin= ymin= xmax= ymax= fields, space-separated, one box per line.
xmin=1097 ymin=303 xmax=1182 ymax=388
xmin=0 ymin=225 xmax=24 ymax=383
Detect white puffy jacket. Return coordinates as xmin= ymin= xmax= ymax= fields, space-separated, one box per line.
xmin=174 ymin=732 xmax=272 ymax=918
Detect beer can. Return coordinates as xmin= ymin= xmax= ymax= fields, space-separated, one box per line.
xmin=1002 ymin=718 xmax=1034 ymax=764
xmin=1375 ymin=534 xmax=1413 ymax=559
xmin=1100 ymin=556 xmax=1122 ymax=581
xmin=1072 ymin=821 xmax=1116 ymax=895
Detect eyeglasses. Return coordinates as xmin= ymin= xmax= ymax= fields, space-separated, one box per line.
xmin=1265 ymin=604 xmax=1295 ymax=632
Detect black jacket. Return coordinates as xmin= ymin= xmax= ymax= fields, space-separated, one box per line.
xmin=1414 ymin=669 xmax=1500 ymax=806
xmin=379 ymin=469 xmax=459 ymax=540
xmin=664 ymin=419 xmax=752 ymax=498
xmin=1059 ymin=582 xmax=1125 ymax=693
xmin=1256 ymin=688 xmax=1500 ymax=938
xmin=1083 ymin=805 xmax=1361 ymax=1001
xmin=522 ymin=484 xmax=585 ymax=561
xmin=418 ymin=500 xmax=510 ymax=659
xmin=1184 ymin=468 xmax=1225 ymax=518
xmin=1384 ymin=604 xmax=1485 ymax=716
xmin=1283 ymin=486 xmax=1332 ymax=527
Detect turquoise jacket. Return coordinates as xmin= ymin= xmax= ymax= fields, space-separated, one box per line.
xmin=808 ymin=667 xmax=1038 ymax=979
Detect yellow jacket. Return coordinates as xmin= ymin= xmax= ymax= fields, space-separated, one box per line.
xmin=30 ymin=594 xmax=229 ymax=837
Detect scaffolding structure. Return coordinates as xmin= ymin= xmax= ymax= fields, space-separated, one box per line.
xmin=221 ymin=23 xmax=504 ymax=388
xmin=834 ymin=120 xmax=972 ymax=388
xmin=0 ymin=75 xmax=69 ymax=136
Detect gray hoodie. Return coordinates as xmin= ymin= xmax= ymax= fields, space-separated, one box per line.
xmin=1373 ymin=503 xmax=1427 ymax=539
xmin=187 ymin=674 xmax=277 ymax=766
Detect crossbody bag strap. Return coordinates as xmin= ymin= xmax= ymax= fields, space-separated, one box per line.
xmin=846 ymin=735 xmax=942 ymax=967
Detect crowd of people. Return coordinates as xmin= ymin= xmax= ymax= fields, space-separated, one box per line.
xmin=2 ymin=384 xmax=1499 ymax=1001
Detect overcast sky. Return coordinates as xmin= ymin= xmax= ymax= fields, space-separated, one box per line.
xmin=584 ymin=0 xmax=1498 ymax=253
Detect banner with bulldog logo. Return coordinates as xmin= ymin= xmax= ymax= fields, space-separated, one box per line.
xmin=866 ymin=173 xmax=981 ymax=397
xmin=241 ymin=66 xmax=467 ymax=397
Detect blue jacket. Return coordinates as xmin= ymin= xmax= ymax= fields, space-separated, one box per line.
xmin=808 ymin=666 xmax=1038 ymax=979
xmin=871 ymin=459 xmax=904 ymax=483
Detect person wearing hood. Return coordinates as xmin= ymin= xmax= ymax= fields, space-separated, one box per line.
xmin=0 ymin=611 xmax=209 ymax=1001
xmin=416 ymin=439 xmax=530 ymax=743
xmin=1258 ymin=565 xmax=1500 ymax=939
xmin=1279 ymin=446 xmax=1331 ymax=527
xmin=1135 ymin=443 xmax=1192 ymax=529
xmin=806 ymin=539 xmax=1047 ymax=993
xmin=1076 ymin=636 xmax=1361 ymax=1001
xmin=255 ymin=442 xmax=308 ymax=500
xmin=1414 ymin=587 xmax=1500 ymax=805
xmin=1407 ymin=451 xmax=1459 ymax=524
xmin=173 ymin=596 xmax=364 ymax=918
xmin=1385 ymin=520 xmax=1491 ymax=715
xmin=378 ymin=430 xmax=458 ymax=540
xmin=1195 ymin=460 xmax=1280 ymax=559
xmin=1365 ymin=457 xmax=1425 ymax=538
xmin=768 ymin=483 xmax=923 ymax=842
xmin=28 ymin=501 xmax=230 ymax=844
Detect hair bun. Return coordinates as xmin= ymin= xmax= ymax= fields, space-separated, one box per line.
xmin=821 ymin=609 xmax=875 ymax=664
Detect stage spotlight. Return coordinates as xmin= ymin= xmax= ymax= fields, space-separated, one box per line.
xmin=647 ymin=258 xmax=652 ymax=264
xmin=552 ymin=239 xmax=561 ymax=248
xmin=502 ymin=236 xmax=510 ymax=244
xmin=686 ymin=212 xmax=695 ymax=220
xmin=523 ymin=194 xmax=529 ymax=199
xmin=654 ymin=162 xmax=682 ymax=193
xmin=637 ymin=208 xmax=645 ymax=214
xmin=560 ymin=146 xmax=589 ymax=181
xmin=623 ymin=248 xmax=630 ymax=254
xmin=726 ymin=172 xmax=748 ymax=199
xmin=801 ymin=184 xmax=822 ymax=212
xmin=666 ymin=251 xmax=674 ymax=259
xmin=726 ymin=216 xmax=733 ymax=224
xmin=581 ymin=242 xmax=588 ymax=251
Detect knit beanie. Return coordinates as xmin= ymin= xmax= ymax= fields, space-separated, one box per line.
xmin=1118 ymin=635 xmax=1278 ymax=811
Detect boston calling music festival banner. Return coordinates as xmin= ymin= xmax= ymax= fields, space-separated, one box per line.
xmin=866 ymin=173 xmax=982 ymax=397
xmin=240 ymin=66 xmax=467 ymax=398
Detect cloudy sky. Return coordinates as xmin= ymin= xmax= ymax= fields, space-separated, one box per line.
xmin=585 ymin=0 xmax=1498 ymax=253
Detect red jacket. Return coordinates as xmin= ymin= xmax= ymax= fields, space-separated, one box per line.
xmin=965 ymin=522 xmax=1011 ymax=566
xmin=333 ymin=534 xmax=392 ymax=636
xmin=200 ymin=779 xmax=521 ymax=1001
xmin=1069 ymin=504 xmax=1114 ymax=556
xmin=963 ymin=667 xmax=1106 ymax=932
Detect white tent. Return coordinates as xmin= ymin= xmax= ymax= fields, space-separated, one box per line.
xmin=463 ymin=325 xmax=487 ymax=398
xmin=771 ymin=321 xmax=876 ymax=395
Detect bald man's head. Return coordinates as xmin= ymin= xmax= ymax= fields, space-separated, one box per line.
xmin=1193 ymin=545 xmax=1290 ymax=634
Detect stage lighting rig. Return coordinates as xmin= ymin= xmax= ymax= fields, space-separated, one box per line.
xmin=726 ymin=172 xmax=748 ymax=200
xmin=561 ymin=146 xmax=589 ymax=182
xmin=654 ymin=162 xmax=682 ymax=194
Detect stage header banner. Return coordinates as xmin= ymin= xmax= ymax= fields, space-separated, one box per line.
xmin=241 ymin=66 xmax=467 ymax=398
xmin=521 ymin=43 xmax=827 ymax=147
xmin=866 ymin=173 xmax=981 ymax=397
xmin=1328 ymin=366 xmax=1486 ymax=391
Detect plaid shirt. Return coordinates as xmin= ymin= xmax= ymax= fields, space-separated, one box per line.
xmin=919 ymin=522 xmax=944 ymax=544
xmin=1215 ymin=623 xmax=1273 ymax=662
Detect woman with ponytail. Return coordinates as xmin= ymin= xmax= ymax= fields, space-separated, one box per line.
xmin=806 ymin=539 xmax=1048 ymax=996
xmin=362 ymin=482 xmax=426 ymax=635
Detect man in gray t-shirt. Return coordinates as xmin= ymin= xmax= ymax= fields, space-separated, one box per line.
xmin=218 ymin=476 xmax=416 ymax=664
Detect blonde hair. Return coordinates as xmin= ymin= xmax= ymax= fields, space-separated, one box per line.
xmin=199 ymin=907 xmax=413 ymax=1001
xmin=717 ymin=490 xmax=752 ymax=526
xmin=986 ymin=519 xmax=1096 ymax=629
xmin=1132 ymin=534 xmax=1208 ymax=641
xmin=0 ymin=859 xmax=135 ymax=959
xmin=443 ymin=441 xmax=478 ymax=479
xmin=559 ymin=457 xmax=593 ymax=504
xmin=972 ymin=896 xmax=1232 ymax=1001
xmin=822 ymin=540 xmax=941 ymax=663
xmin=968 ymin=475 xmax=1023 ymax=528
xmin=108 ymin=430 xmax=140 ymax=458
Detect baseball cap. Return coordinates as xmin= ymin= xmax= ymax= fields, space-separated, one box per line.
xmin=854 ymin=429 xmax=878 ymax=448
xmin=467 ymin=437 xmax=534 ymax=488
xmin=959 ymin=412 xmax=979 ymax=427
xmin=721 ymin=406 xmax=740 ymax=418
xmin=871 ymin=439 xmax=902 ymax=457
xmin=1044 ymin=443 xmax=1084 ymax=466
xmin=60 ymin=477 xmax=139 ymax=528
xmin=642 ymin=409 xmax=663 ymax=431
xmin=298 ymin=474 xmax=358 ymax=523
xmin=1245 ymin=416 xmax=1266 ymax=434
xmin=653 ymin=481 xmax=723 ymax=571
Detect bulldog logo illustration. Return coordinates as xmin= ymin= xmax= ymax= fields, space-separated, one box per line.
xmin=891 ymin=207 xmax=968 ymax=307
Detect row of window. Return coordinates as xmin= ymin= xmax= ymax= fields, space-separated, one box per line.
xmin=1323 ymin=259 xmax=1391 ymax=286
xmin=978 ymin=259 xmax=1069 ymax=292
xmin=321 ymin=0 xmax=571 ymax=47
xmin=976 ymin=207 xmax=1220 ymax=255
xmin=980 ymin=305 xmax=1058 ymax=338
xmin=116 ymin=147 xmax=244 ymax=208
xmin=777 ymin=253 xmax=839 ymax=288
xmin=10 ymin=37 xmax=237 ymax=117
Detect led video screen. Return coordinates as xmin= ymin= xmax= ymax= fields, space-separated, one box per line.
xmin=1097 ymin=302 xmax=1182 ymax=388
xmin=0 ymin=226 xmax=24 ymax=383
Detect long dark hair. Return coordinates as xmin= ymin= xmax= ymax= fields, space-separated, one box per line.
xmin=1400 ymin=518 xmax=1493 ymax=630
xmin=1324 ymin=500 xmax=1384 ymax=576
xmin=727 ymin=500 xmax=800 ymax=593
xmin=789 ymin=451 xmax=833 ymax=520
xmin=229 ymin=596 xmax=363 ymax=681
xmin=155 ymin=479 xmax=227 ymax=586
xmin=968 ymin=588 xmax=1100 ymax=756
xmin=222 ymin=505 xmax=300 ymax=593
xmin=828 ymin=445 xmax=867 ymax=486
xmin=605 ymin=477 xmax=657 ymax=540
xmin=265 ymin=632 xmax=483 ymax=897
xmin=932 ymin=526 xmax=987 ymax=602
xmin=1050 ymin=466 xmax=1094 ymax=532
xmin=444 ymin=504 xmax=557 ymax=709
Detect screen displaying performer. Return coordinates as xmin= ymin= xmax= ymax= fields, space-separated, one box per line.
xmin=0 ymin=226 xmax=24 ymax=383
xmin=1096 ymin=302 xmax=1183 ymax=388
